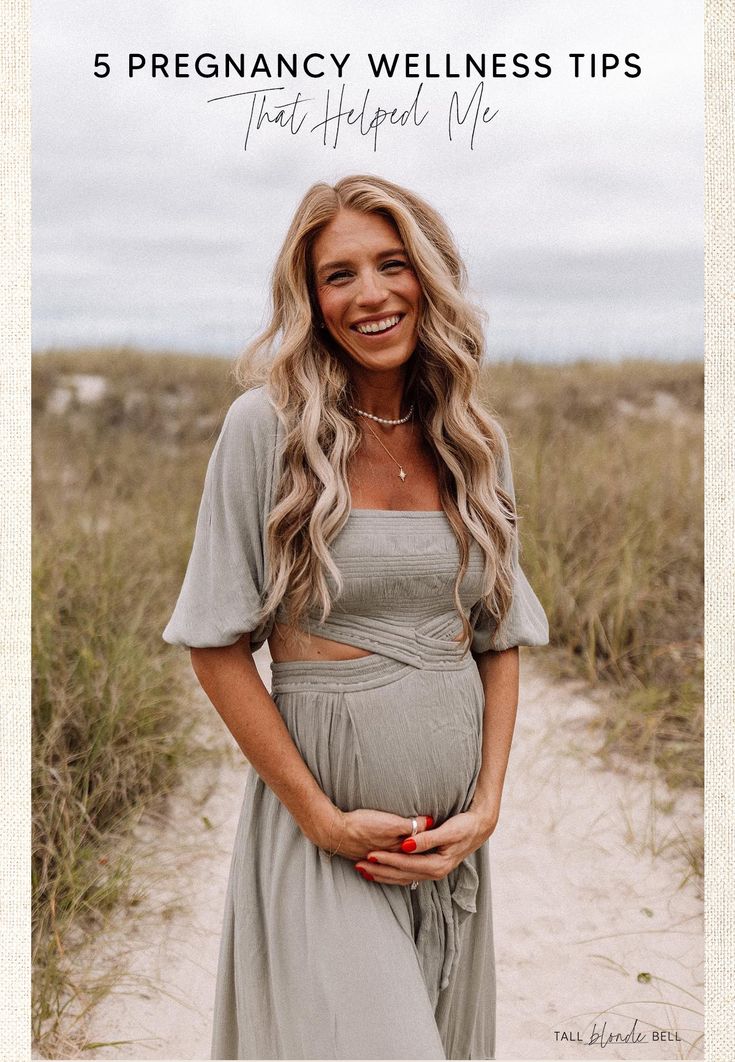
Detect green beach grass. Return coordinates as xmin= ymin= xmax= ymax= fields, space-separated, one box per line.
xmin=32 ymin=348 xmax=703 ymax=1053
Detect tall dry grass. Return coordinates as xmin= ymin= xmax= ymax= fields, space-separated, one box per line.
xmin=32 ymin=349 xmax=239 ymax=1052
xmin=479 ymin=360 xmax=703 ymax=796
xmin=32 ymin=348 xmax=703 ymax=1050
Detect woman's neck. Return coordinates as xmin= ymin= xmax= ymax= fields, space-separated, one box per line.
xmin=349 ymin=372 xmax=410 ymax=422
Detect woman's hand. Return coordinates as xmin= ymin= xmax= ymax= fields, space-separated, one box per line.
xmin=353 ymin=805 xmax=499 ymax=886
xmin=316 ymin=808 xmax=434 ymax=862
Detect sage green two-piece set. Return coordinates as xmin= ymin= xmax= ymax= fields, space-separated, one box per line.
xmin=163 ymin=386 xmax=548 ymax=1060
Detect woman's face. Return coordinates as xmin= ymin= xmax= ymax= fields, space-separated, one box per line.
xmin=311 ymin=209 xmax=423 ymax=374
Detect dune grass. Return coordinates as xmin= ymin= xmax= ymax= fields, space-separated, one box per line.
xmin=31 ymin=348 xmax=703 ymax=1052
xmin=32 ymin=350 xmax=238 ymax=1052
xmin=478 ymin=360 xmax=703 ymax=795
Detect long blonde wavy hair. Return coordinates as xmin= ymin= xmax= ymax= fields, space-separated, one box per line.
xmin=235 ymin=174 xmax=516 ymax=648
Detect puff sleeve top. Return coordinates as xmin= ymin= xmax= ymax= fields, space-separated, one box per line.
xmin=162 ymin=387 xmax=283 ymax=653
xmin=162 ymin=387 xmax=548 ymax=656
xmin=469 ymin=422 xmax=549 ymax=653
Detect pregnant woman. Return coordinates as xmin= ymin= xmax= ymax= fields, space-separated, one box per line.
xmin=163 ymin=174 xmax=548 ymax=1060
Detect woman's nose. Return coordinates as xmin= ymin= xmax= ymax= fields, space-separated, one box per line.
xmin=355 ymin=269 xmax=389 ymax=307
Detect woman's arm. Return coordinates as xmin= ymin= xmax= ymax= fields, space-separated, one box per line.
xmin=190 ymin=636 xmax=431 ymax=858
xmin=468 ymin=645 xmax=520 ymax=830
xmin=191 ymin=636 xmax=337 ymax=848
xmin=354 ymin=647 xmax=520 ymax=885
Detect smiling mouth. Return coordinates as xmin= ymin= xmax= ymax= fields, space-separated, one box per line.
xmin=351 ymin=313 xmax=404 ymax=336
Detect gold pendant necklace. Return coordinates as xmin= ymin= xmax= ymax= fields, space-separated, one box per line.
xmin=358 ymin=414 xmax=412 ymax=481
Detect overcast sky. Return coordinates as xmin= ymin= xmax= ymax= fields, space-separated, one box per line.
xmin=32 ymin=0 xmax=703 ymax=362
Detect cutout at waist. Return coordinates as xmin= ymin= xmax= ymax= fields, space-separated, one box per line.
xmin=269 ymin=622 xmax=377 ymax=664
xmin=268 ymin=617 xmax=467 ymax=665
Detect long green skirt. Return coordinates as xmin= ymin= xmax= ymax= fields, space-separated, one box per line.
xmin=210 ymin=646 xmax=496 ymax=1060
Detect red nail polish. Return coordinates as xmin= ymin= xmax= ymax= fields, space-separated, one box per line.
xmin=425 ymin=816 xmax=434 ymax=829
xmin=367 ymin=856 xmax=379 ymax=863
xmin=401 ymin=838 xmax=417 ymax=853
xmin=356 ymin=867 xmax=374 ymax=881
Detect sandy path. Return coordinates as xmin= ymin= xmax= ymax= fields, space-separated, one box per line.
xmin=65 ymin=651 xmax=703 ymax=1061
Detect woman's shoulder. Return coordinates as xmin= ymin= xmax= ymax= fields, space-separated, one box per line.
xmin=206 ymin=385 xmax=282 ymax=503
xmin=225 ymin=384 xmax=279 ymax=429
xmin=220 ymin=385 xmax=281 ymax=454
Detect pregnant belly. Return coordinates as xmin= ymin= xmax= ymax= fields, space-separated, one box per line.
xmin=276 ymin=664 xmax=485 ymax=824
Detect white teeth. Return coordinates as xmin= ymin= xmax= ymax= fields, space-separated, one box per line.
xmin=354 ymin=314 xmax=401 ymax=335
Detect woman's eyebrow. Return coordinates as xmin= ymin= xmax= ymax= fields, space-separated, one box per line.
xmin=317 ymin=258 xmax=351 ymax=275
xmin=316 ymin=247 xmax=408 ymax=276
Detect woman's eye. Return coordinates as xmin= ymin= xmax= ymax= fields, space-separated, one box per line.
xmin=324 ymin=260 xmax=408 ymax=283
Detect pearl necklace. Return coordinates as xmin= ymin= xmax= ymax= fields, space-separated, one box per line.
xmin=353 ymin=406 xmax=414 ymax=481
xmin=349 ymin=402 xmax=414 ymax=426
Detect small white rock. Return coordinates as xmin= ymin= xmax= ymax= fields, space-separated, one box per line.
xmin=46 ymin=387 xmax=72 ymax=415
